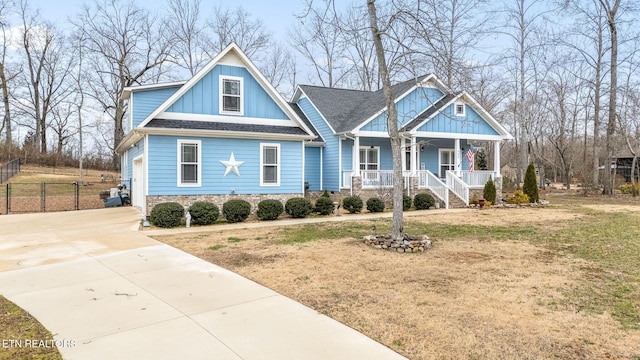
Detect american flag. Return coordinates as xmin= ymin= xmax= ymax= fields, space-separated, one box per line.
xmin=466 ymin=147 xmax=474 ymax=171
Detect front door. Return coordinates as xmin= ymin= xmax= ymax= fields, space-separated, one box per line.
xmin=439 ymin=149 xmax=455 ymax=178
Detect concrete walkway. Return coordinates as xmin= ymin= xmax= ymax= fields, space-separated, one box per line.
xmin=0 ymin=207 xmax=408 ymax=359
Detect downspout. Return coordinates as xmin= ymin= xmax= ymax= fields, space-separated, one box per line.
xmin=344 ymin=134 xmax=356 ymax=196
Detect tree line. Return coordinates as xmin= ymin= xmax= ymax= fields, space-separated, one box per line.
xmin=1 ymin=0 xmax=639 ymax=194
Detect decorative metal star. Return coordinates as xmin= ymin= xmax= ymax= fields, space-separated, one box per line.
xmin=220 ymin=152 xmax=245 ymax=176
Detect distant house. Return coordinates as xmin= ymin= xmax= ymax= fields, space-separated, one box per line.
xmin=117 ymin=43 xmax=512 ymax=214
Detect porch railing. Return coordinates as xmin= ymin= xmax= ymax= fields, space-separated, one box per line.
xmin=446 ymin=170 xmax=469 ymax=205
xmin=460 ymin=170 xmax=496 ymax=188
xmin=418 ymin=170 xmax=449 ymax=209
xmin=342 ymin=170 xmax=410 ymax=189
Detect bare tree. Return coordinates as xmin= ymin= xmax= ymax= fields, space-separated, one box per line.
xmin=206 ymin=5 xmax=271 ymax=59
xmin=258 ymin=41 xmax=297 ymax=98
xmin=166 ymin=0 xmax=208 ymax=76
xmin=0 ymin=0 xmax=19 ymax=146
xmin=72 ymin=0 xmax=173 ymax=165
xmin=598 ymin=0 xmax=621 ymax=195
xmin=367 ymin=0 xmax=404 ymax=240
xmin=290 ymin=2 xmax=350 ymax=87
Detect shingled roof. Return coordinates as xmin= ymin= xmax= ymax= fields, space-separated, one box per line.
xmin=146 ymin=119 xmax=310 ymax=136
xmin=298 ymin=75 xmax=430 ymax=134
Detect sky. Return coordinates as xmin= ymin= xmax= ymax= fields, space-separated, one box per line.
xmin=29 ymin=0 xmax=309 ymax=41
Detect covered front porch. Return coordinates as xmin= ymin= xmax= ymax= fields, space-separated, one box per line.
xmin=340 ymin=135 xmax=504 ymax=208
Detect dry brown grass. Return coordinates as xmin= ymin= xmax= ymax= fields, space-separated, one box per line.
xmin=156 ymin=196 xmax=640 ymax=360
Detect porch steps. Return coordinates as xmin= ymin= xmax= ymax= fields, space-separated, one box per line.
xmin=420 ymin=189 xmax=468 ymax=209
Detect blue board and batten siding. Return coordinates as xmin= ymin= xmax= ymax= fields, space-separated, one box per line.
xmin=146 ymin=135 xmax=304 ymax=195
xmin=361 ymin=87 xmax=444 ymax=132
xmin=297 ymin=97 xmax=341 ymax=191
xmin=417 ymin=106 xmax=499 ymax=135
xmin=130 ymin=88 xmax=180 ymax=130
xmin=166 ymin=65 xmax=288 ymax=120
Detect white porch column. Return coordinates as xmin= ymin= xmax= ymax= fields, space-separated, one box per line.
xmin=353 ymin=135 xmax=360 ymax=177
xmin=454 ymin=138 xmax=461 ymax=176
xmin=494 ymin=140 xmax=501 ymax=178
xmin=401 ymin=139 xmax=407 ymax=173
xmin=411 ymin=136 xmax=417 ymax=176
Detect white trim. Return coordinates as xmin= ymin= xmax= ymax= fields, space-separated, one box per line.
xmin=454 ymin=102 xmax=466 ymax=117
xmin=411 ymin=131 xmax=506 ymax=141
xmin=260 ymin=143 xmax=281 ymax=186
xmin=144 ymin=135 xmax=149 ymax=211
xmin=177 ymin=139 xmax=202 ymax=187
xmin=121 ymin=81 xmax=187 ymax=100
xmin=132 ymin=154 xmax=145 ymax=212
xmin=301 ymin=142 xmax=305 ymax=192
xmin=219 ymin=75 xmax=244 ymax=116
xmin=352 ymin=131 xmax=392 ymax=138
xmin=137 ymin=127 xmax=314 ymax=141
xmin=338 ymin=138 xmax=343 ymax=187
xmin=129 ymin=97 xmax=134 ymax=131
xmin=157 ymin=111 xmax=298 ymax=127
xmin=320 ymin=146 xmax=323 ymax=190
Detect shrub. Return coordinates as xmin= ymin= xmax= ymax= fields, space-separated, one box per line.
xmin=366 ymin=197 xmax=385 ymax=213
xmin=314 ymin=196 xmax=335 ymax=215
xmin=507 ymin=190 xmax=529 ymax=204
xmin=222 ymin=199 xmax=251 ymax=223
xmin=523 ymin=163 xmax=539 ymax=203
xmin=619 ymin=183 xmax=640 ymax=194
xmin=403 ymin=194 xmax=412 ymax=211
xmin=414 ymin=193 xmax=435 ymax=210
xmin=321 ymin=189 xmax=330 ymax=198
xmin=483 ymin=176 xmax=497 ymax=204
xmin=470 ymin=194 xmax=479 ymax=206
xmin=342 ymin=196 xmax=363 ymax=214
xmin=285 ymin=197 xmax=313 ymax=218
xmin=188 ymin=201 xmax=219 ymax=225
xmin=256 ymin=199 xmax=284 ymax=220
xmin=150 ymin=202 xmax=184 ymax=228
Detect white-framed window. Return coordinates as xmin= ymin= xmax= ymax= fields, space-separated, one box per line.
xmin=359 ymin=146 xmax=380 ymax=181
xmin=454 ymin=102 xmax=465 ymax=117
xmin=439 ymin=148 xmax=455 ymax=178
xmin=260 ymin=143 xmax=280 ymax=186
xmin=177 ymin=139 xmax=201 ymax=187
xmin=219 ymin=75 xmax=243 ymax=115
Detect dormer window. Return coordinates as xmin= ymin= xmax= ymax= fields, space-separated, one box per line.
xmin=454 ymin=102 xmax=465 ymax=117
xmin=220 ymin=76 xmax=243 ymax=115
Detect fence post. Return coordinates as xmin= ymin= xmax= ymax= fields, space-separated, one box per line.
xmin=41 ymin=183 xmax=46 ymax=212
xmin=75 ymin=182 xmax=79 ymax=210
xmin=5 ymin=184 xmax=8 ymax=215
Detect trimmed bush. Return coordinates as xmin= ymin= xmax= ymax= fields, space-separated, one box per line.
xmin=403 ymin=194 xmax=412 ymax=211
xmin=523 ymin=163 xmax=539 ymax=203
xmin=256 ymin=199 xmax=284 ymax=220
xmin=222 ymin=199 xmax=251 ymax=223
xmin=507 ymin=190 xmax=529 ymax=204
xmin=483 ymin=176 xmax=497 ymax=204
xmin=366 ymin=197 xmax=385 ymax=213
xmin=414 ymin=193 xmax=435 ymax=210
xmin=188 ymin=201 xmax=219 ymax=225
xmin=150 ymin=202 xmax=184 ymax=228
xmin=285 ymin=197 xmax=313 ymax=218
xmin=321 ymin=189 xmax=331 ymax=198
xmin=314 ymin=196 xmax=335 ymax=215
xmin=342 ymin=196 xmax=363 ymax=214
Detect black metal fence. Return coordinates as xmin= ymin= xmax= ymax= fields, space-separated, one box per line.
xmin=0 ymin=159 xmax=20 ymax=183
xmin=0 ymin=182 xmax=121 ymax=214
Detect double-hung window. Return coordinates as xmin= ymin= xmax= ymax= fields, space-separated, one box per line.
xmin=454 ymin=102 xmax=465 ymax=117
xmin=260 ymin=143 xmax=280 ymax=186
xmin=178 ymin=140 xmax=201 ymax=186
xmin=220 ymin=76 xmax=243 ymax=115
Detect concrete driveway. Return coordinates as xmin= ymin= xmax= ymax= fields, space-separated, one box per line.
xmin=0 ymin=207 xmax=406 ymax=360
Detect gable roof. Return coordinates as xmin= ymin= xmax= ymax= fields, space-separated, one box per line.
xmin=398 ymin=91 xmax=512 ymax=139
xmin=135 ymin=42 xmax=314 ymax=136
xmin=296 ymin=74 xmax=450 ymax=134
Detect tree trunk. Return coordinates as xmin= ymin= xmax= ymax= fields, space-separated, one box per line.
xmin=367 ymin=0 xmax=404 ymax=240
xmin=0 ymin=62 xmax=10 ymax=145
